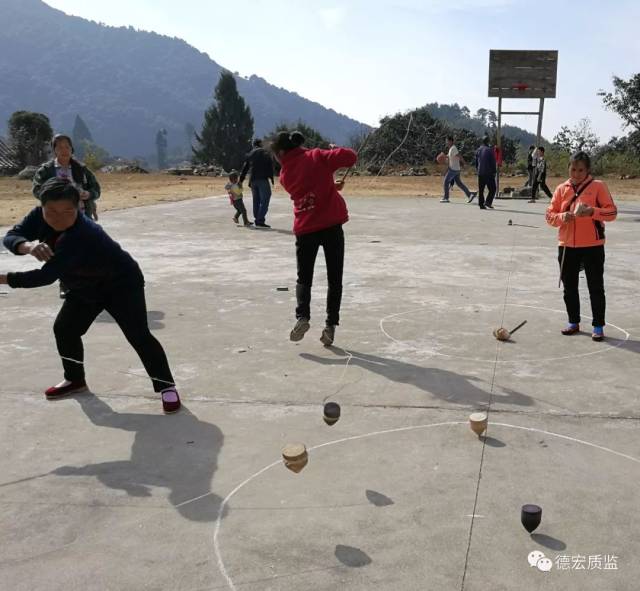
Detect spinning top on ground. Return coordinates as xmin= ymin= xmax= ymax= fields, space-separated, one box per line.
xmin=493 ymin=327 xmax=511 ymax=341
xmin=521 ymin=504 xmax=542 ymax=533
xmin=323 ymin=402 xmax=341 ymax=426
xmin=508 ymin=219 xmax=513 ymax=226
xmin=282 ymin=443 xmax=308 ymax=473
xmin=493 ymin=320 xmax=527 ymax=342
xmin=469 ymin=412 xmax=488 ymax=437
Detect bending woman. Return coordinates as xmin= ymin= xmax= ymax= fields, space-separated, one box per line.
xmin=272 ymin=131 xmax=357 ymax=346
xmin=1 ymin=178 xmax=180 ymax=412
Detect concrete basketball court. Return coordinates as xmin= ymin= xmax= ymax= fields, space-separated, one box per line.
xmin=1 ymin=190 xmax=640 ymax=590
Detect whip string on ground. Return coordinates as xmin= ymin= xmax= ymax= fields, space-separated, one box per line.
xmin=321 ymin=346 xmax=354 ymax=404
xmin=60 ymin=355 xmax=176 ymax=387
xmin=460 ymin=225 xmax=519 ymax=591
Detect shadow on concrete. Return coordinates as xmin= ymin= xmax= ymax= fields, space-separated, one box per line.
xmin=335 ymin=545 xmax=372 ymax=568
xmin=97 ymin=310 xmax=165 ymax=330
xmin=481 ymin=435 xmax=506 ymax=448
xmin=531 ymin=533 xmax=567 ymax=551
xmin=365 ymin=489 xmax=394 ymax=507
xmin=300 ymin=348 xmax=534 ymax=408
xmin=52 ymin=393 xmax=224 ymax=522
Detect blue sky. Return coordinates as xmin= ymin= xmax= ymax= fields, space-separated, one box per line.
xmin=46 ymin=0 xmax=639 ymax=141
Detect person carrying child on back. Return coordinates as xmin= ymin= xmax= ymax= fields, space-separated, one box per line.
xmin=529 ymin=146 xmax=553 ymax=202
xmin=225 ymin=171 xmax=253 ymax=227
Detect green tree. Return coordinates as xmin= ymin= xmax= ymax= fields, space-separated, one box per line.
xmin=8 ymin=111 xmax=53 ymax=167
xmin=267 ymin=121 xmax=331 ymax=149
xmin=553 ymin=118 xmax=599 ymax=153
xmin=193 ymin=71 xmax=254 ymax=170
xmin=156 ymin=128 xmax=168 ymax=169
xmin=72 ymin=115 xmax=93 ymax=159
xmin=600 ymin=74 xmax=640 ymax=132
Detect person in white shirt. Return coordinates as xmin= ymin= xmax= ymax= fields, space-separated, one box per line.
xmin=441 ymin=135 xmax=476 ymax=203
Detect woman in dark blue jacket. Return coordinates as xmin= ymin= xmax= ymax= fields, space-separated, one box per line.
xmin=1 ymin=178 xmax=180 ymax=413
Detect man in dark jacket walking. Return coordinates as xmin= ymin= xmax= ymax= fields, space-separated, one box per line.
xmin=240 ymin=139 xmax=275 ymax=228
xmin=474 ymin=136 xmax=497 ymax=209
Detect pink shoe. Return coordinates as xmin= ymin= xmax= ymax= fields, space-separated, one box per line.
xmin=161 ymin=387 xmax=181 ymax=414
xmin=45 ymin=380 xmax=88 ymax=399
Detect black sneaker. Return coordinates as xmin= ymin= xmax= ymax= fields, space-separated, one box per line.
xmin=467 ymin=192 xmax=477 ymax=203
xmin=256 ymin=222 xmax=271 ymax=228
xmin=320 ymin=325 xmax=335 ymax=346
xmin=290 ymin=318 xmax=310 ymax=342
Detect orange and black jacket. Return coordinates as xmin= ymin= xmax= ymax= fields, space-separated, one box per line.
xmin=545 ymin=176 xmax=617 ymax=247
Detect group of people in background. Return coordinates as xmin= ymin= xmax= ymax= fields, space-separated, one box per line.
xmin=441 ymin=137 xmax=554 ymax=207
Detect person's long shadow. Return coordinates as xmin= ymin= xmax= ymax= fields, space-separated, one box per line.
xmin=52 ymin=394 xmax=225 ymax=522
xmin=300 ymin=348 xmax=534 ymax=408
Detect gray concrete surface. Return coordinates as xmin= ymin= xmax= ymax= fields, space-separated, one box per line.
xmin=1 ymin=192 xmax=640 ymax=590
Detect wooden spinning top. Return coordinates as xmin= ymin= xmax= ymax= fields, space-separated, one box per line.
xmin=493 ymin=327 xmax=511 ymax=341
xmin=493 ymin=320 xmax=527 ymax=342
xmin=521 ymin=504 xmax=542 ymax=533
xmin=469 ymin=412 xmax=488 ymax=437
xmin=282 ymin=443 xmax=308 ymax=473
xmin=508 ymin=219 xmax=513 ymax=226
xmin=323 ymin=402 xmax=341 ymax=426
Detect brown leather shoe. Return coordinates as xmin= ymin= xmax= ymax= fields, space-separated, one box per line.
xmin=561 ymin=324 xmax=580 ymax=335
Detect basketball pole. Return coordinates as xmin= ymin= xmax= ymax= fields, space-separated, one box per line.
xmin=536 ymin=98 xmax=545 ymax=149
xmin=496 ymin=96 xmax=502 ymax=196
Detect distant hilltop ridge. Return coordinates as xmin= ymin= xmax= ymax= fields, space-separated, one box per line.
xmin=0 ymin=0 xmax=369 ymax=158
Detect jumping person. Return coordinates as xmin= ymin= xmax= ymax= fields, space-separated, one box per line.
xmin=271 ymin=131 xmax=357 ymax=346
xmin=474 ymin=136 xmax=497 ymax=209
xmin=1 ymin=178 xmax=181 ymax=412
xmin=441 ymin=135 xmax=476 ymax=203
xmin=33 ymin=134 xmax=101 ymax=221
xmin=240 ymin=138 xmax=275 ymax=228
xmin=529 ymin=146 xmax=553 ymax=202
xmin=545 ymin=151 xmax=617 ymax=341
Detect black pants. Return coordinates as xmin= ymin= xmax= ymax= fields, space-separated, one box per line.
xmin=558 ymin=245 xmax=606 ymax=327
xmin=54 ymin=282 xmax=175 ymax=392
xmin=295 ymin=224 xmax=344 ymax=326
xmin=525 ymin=166 xmax=534 ymax=187
xmin=532 ymin=176 xmax=552 ymax=199
xmin=478 ymin=174 xmax=496 ymax=207
xmin=232 ymin=199 xmax=249 ymax=224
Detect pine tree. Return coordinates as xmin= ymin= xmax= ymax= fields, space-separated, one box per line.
xmin=193 ymin=71 xmax=254 ymax=170
xmin=8 ymin=111 xmax=53 ymax=167
xmin=72 ymin=115 xmax=94 ymax=159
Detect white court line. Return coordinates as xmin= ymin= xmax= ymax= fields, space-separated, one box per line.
xmin=197 ymin=420 xmax=640 ymax=590
xmin=379 ymin=303 xmax=631 ymax=364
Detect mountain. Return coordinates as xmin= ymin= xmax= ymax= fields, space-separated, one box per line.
xmin=424 ymin=103 xmax=546 ymax=147
xmin=0 ymin=0 xmax=368 ymax=160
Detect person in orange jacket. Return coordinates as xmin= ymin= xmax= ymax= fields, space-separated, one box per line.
xmin=545 ymin=151 xmax=617 ymax=341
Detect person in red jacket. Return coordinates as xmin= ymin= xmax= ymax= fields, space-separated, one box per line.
xmin=272 ymin=131 xmax=357 ymax=346
xmin=545 ymin=151 xmax=617 ymax=341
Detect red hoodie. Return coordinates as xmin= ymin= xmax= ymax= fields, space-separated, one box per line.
xmin=278 ymin=146 xmax=357 ymax=236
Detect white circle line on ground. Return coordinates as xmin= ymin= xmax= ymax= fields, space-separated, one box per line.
xmin=379 ymin=303 xmax=631 ymax=363
xmin=206 ymin=420 xmax=640 ymax=590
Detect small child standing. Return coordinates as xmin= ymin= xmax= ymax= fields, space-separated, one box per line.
xmin=225 ymin=172 xmax=252 ymax=226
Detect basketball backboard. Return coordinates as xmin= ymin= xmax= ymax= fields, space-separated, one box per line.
xmin=488 ymin=50 xmax=558 ymax=98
